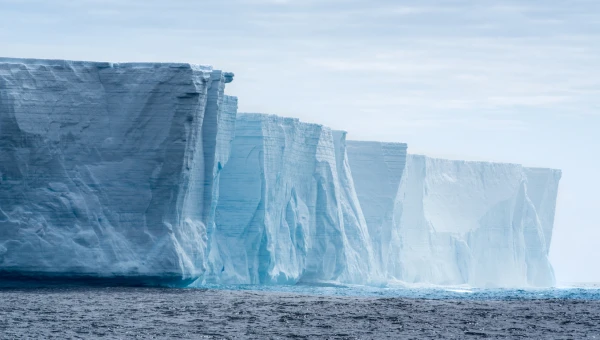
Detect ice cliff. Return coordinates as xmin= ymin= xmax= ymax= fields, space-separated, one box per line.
xmin=0 ymin=58 xmax=236 ymax=285
xmin=0 ymin=58 xmax=562 ymax=287
xmin=346 ymin=141 xmax=408 ymax=278
xmin=201 ymin=121 xmax=560 ymax=287
xmin=346 ymin=149 xmax=561 ymax=287
xmin=202 ymin=115 xmax=374 ymax=284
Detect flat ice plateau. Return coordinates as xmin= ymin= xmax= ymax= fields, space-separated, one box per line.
xmin=0 ymin=58 xmax=561 ymax=287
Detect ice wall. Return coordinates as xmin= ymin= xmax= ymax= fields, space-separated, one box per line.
xmin=0 ymin=57 xmax=562 ymax=288
xmin=389 ymin=155 xmax=560 ymax=287
xmin=522 ymin=168 xmax=562 ymax=286
xmin=345 ymin=145 xmax=561 ymax=287
xmin=346 ymin=141 xmax=407 ymax=276
xmin=203 ymin=114 xmax=375 ymax=284
xmin=0 ymin=58 xmax=236 ymax=285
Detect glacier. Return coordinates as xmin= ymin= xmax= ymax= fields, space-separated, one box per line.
xmin=0 ymin=58 xmax=562 ymax=287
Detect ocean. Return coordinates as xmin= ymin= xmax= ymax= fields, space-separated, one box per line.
xmin=1 ymin=284 xmax=599 ymax=339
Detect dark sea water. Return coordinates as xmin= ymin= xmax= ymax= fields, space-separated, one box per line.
xmin=1 ymin=285 xmax=599 ymax=339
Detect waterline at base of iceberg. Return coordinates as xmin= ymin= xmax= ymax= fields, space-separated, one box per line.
xmin=192 ymin=282 xmax=600 ymax=300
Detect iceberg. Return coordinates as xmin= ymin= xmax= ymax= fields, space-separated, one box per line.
xmin=346 ymin=146 xmax=561 ymax=287
xmin=201 ymin=114 xmax=375 ymax=284
xmin=0 ymin=58 xmax=562 ymax=287
xmin=349 ymin=153 xmax=561 ymax=287
xmin=0 ymin=58 xmax=236 ymax=286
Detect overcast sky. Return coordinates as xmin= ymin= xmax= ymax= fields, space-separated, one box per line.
xmin=1 ymin=0 xmax=599 ymax=283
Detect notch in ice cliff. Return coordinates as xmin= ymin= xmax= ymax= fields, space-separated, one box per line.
xmin=0 ymin=58 xmax=562 ymax=287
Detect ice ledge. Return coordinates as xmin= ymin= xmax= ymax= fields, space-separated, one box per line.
xmin=347 ymin=140 xmax=408 ymax=148
xmin=238 ymin=113 xmax=340 ymax=132
xmin=409 ymin=153 xmax=562 ymax=173
xmin=0 ymin=57 xmax=236 ymax=77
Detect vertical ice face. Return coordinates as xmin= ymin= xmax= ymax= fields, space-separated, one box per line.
xmin=344 ymin=147 xmax=561 ymax=288
xmin=522 ymin=168 xmax=562 ymax=286
xmin=386 ymin=155 xmax=561 ymax=287
xmin=0 ymin=57 xmax=562 ymax=288
xmin=204 ymin=115 xmax=374 ymax=284
xmin=346 ymin=141 xmax=407 ymax=276
xmin=330 ymin=131 xmax=376 ymax=283
xmin=0 ymin=58 xmax=236 ymax=284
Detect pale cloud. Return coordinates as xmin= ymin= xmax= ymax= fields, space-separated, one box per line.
xmin=306 ymin=58 xmax=449 ymax=73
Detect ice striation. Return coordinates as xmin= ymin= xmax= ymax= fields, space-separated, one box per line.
xmin=0 ymin=58 xmax=562 ymax=287
xmin=0 ymin=58 xmax=236 ymax=285
xmin=346 ymin=151 xmax=561 ymax=287
xmin=394 ymin=156 xmax=561 ymax=287
xmin=346 ymin=141 xmax=407 ymax=278
xmin=201 ymin=114 xmax=374 ymax=284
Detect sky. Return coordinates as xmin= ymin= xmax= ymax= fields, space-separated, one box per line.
xmin=1 ymin=0 xmax=598 ymax=283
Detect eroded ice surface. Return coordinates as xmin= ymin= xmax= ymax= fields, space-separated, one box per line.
xmin=371 ymin=154 xmax=560 ymax=287
xmin=0 ymin=58 xmax=236 ymax=285
xmin=0 ymin=58 xmax=562 ymax=288
xmin=202 ymin=114 xmax=375 ymax=284
xmin=345 ymin=144 xmax=561 ymax=287
xmin=346 ymin=141 xmax=407 ymax=277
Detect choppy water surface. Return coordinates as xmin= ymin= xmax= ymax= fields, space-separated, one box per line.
xmin=1 ymin=285 xmax=599 ymax=339
xmin=200 ymin=283 xmax=600 ymax=300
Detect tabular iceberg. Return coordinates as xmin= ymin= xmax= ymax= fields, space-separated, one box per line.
xmin=0 ymin=58 xmax=562 ymax=287
xmin=387 ymin=156 xmax=561 ymax=287
xmin=345 ymin=150 xmax=561 ymax=287
xmin=0 ymin=58 xmax=235 ymax=285
xmin=202 ymin=114 xmax=375 ymax=284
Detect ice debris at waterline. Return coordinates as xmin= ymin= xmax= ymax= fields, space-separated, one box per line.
xmin=0 ymin=58 xmax=561 ymax=288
